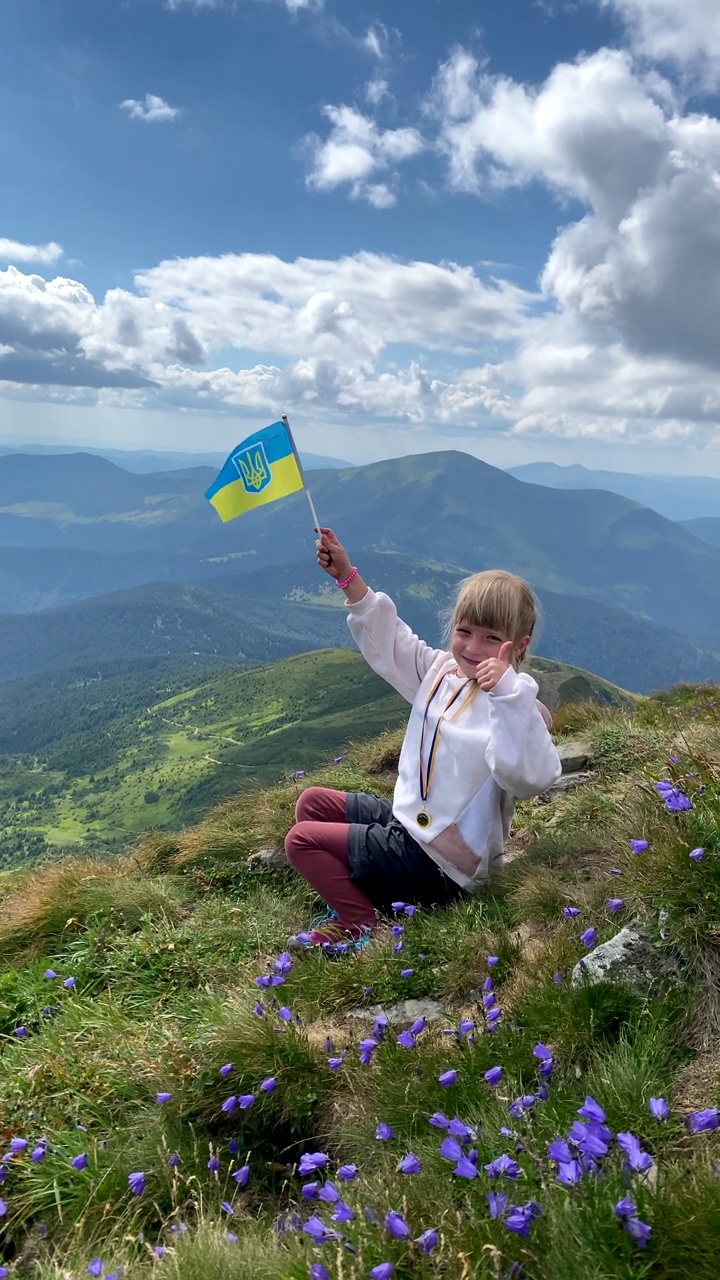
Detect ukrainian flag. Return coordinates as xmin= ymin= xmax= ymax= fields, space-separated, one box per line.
xmin=205 ymin=420 xmax=305 ymax=523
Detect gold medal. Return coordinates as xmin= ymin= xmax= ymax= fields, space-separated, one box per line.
xmin=417 ymin=810 xmax=431 ymax=829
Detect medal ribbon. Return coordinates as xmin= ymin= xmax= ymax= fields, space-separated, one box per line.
xmin=418 ymin=671 xmax=472 ymax=809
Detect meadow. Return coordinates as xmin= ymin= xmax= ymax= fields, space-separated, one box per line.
xmin=0 ymin=683 xmax=718 ymax=1278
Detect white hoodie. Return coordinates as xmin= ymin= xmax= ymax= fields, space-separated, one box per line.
xmin=347 ymin=589 xmax=562 ymax=891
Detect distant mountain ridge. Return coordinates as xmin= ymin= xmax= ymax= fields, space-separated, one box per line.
xmin=0 ymin=443 xmax=351 ymax=473
xmin=0 ymin=553 xmax=717 ymax=695
xmin=1 ymin=448 xmax=720 ymax=682
xmin=507 ymin=461 xmax=720 ymax=522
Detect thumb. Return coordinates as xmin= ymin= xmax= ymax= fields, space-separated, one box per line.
xmin=499 ymin=640 xmax=515 ymax=665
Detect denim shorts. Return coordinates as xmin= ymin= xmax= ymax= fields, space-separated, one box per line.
xmin=345 ymin=791 xmax=465 ymax=915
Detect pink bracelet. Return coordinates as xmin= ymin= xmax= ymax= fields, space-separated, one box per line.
xmin=336 ymin=565 xmax=358 ymax=590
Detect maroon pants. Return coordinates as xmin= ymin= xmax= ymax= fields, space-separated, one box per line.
xmin=284 ymin=786 xmax=377 ymax=929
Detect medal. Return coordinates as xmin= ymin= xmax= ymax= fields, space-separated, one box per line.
xmin=417 ymin=671 xmax=471 ymax=833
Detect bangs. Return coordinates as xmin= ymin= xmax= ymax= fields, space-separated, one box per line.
xmin=441 ymin=570 xmax=540 ymax=652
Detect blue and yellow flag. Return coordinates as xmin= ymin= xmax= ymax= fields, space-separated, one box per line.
xmin=205 ymin=420 xmax=305 ymax=523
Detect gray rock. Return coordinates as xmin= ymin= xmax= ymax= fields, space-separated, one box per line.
xmin=557 ymin=736 xmax=594 ymax=774
xmin=536 ymin=770 xmax=598 ymax=803
xmin=251 ymin=847 xmax=288 ymax=871
xmin=571 ymin=926 xmax=679 ymax=997
xmin=346 ymin=997 xmax=445 ymax=1026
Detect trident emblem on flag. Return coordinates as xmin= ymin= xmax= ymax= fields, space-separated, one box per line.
xmin=233 ymin=442 xmax=271 ymax=493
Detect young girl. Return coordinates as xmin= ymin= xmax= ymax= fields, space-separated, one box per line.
xmin=284 ymin=527 xmax=561 ymax=948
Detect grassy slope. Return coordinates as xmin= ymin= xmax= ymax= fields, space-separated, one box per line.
xmin=0 ymin=685 xmax=718 ymax=1277
xmin=0 ymin=651 xmax=630 ymax=864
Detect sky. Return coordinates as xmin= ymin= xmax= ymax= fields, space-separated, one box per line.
xmin=2 ymin=0 xmax=720 ymax=474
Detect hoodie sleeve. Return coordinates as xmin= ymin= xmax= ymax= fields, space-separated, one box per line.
xmin=346 ymin=588 xmax=445 ymax=704
xmin=484 ymin=667 xmax=562 ymax=799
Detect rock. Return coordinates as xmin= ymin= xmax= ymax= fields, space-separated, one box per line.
xmin=571 ymin=926 xmax=679 ymax=997
xmin=556 ymin=736 xmax=594 ymax=774
xmin=346 ymin=997 xmax=445 ymax=1026
xmin=250 ymin=847 xmax=288 ymax=871
xmin=536 ymin=770 xmax=598 ymax=802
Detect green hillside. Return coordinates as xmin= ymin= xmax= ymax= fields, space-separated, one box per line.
xmin=0 ymin=684 xmax=717 ymax=1278
xmin=0 ymin=648 xmax=631 ymax=868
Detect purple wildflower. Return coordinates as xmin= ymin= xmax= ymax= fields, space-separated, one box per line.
xmin=87 ymin=1263 xmax=103 ymax=1278
xmin=485 ymin=1154 xmax=521 ymax=1180
xmin=429 ymin=1111 xmax=449 ymax=1128
xmin=375 ymin=1122 xmax=394 ymax=1140
xmin=219 ymin=1063 xmax=233 ymax=1077
xmin=625 ymin=1216 xmax=652 ymax=1247
xmin=438 ymin=1070 xmax=458 ymax=1087
xmin=649 ymin=1097 xmax=669 ymax=1121
xmin=385 ymin=1211 xmax=410 ymax=1239
xmin=439 ymin=1137 xmax=463 ymax=1163
xmin=260 ymin=1076 xmax=277 ymax=1094
xmin=484 ymin=1066 xmax=503 ymax=1086
xmin=556 ymin=1159 xmax=583 ymax=1185
xmin=580 ymin=927 xmax=597 ymax=948
xmin=689 ymin=847 xmax=705 ymax=861
xmin=563 ymin=906 xmax=580 ymax=918
xmin=14 ymin=1026 xmax=27 ymax=1038
xmin=607 ymin=898 xmax=624 ymax=913
xmin=487 ymin=956 xmax=500 ymax=967
xmin=63 ymin=976 xmax=76 ymax=989
xmin=156 ymin=1091 xmax=172 ymax=1104
xmin=454 ymin=1155 xmax=478 ymax=1178
xmin=488 ymin=1191 xmax=508 ymax=1220
xmin=617 ymin=1132 xmax=653 ymax=1174
xmin=128 ymin=1171 xmax=146 ymax=1196
xmin=415 ymin=1227 xmax=439 ymax=1253
xmin=685 ymin=1108 xmax=719 ymax=1133
xmin=298 ymin=1152 xmax=329 ymax=1175
xmin=370 ymin=1266 xmax=394 ymax=1280
xmin=400 ymin=968 xmax=414 ymax=979
xmin=397 ymin=1152 xmax=421 ymax=1175
xmin=71 ymin=1154 xmax=88 ymax=1171
xmin=338 ymin=1164 xmax=357 ymax=1181
xmin=332 ymin=1201 xmax=354 ymax=1222
xmin=233 ymin=1165 xmax=251 ymax=1186
xmin=630 ymin=839 xmax=648 ymax=854
xmin=397 ymin=1030 xmax=415 ymax=1048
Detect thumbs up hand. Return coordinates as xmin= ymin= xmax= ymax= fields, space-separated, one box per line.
xmin=474 ymin=640 xmax=516 ymax=692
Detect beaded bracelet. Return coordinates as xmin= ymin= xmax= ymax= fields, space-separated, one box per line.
xmin=336 ymin=565 xmax=359 ymax=590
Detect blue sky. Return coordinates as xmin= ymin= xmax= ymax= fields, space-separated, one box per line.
xmin=1 ymin=0 xmax=720 ymax=474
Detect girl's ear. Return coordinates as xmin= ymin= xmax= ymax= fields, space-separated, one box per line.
xmin=515 ymin=633 xmax=533 ymax=665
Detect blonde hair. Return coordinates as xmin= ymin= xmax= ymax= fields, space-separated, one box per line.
xmin=441 ymin=570 xmax=541 ymax=669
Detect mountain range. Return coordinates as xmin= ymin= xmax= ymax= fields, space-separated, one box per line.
xmin=0 ymin=449 xmax=719 ymax=689
xmin=507 ymin=460 xmax=720 ymax=523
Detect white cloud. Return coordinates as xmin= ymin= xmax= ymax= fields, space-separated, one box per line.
xmin=120 ymin=94 xmax=181 ymax=123
xmin=0 ymin=238 xmax=63 ymax=265
xmin=304 ymin=104 xmax=424 ymax=206
xmin=601 ymin=0 xmax=720 ymax=88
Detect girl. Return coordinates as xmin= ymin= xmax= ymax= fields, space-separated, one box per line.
xmin=284 ymin=528 xmax=561 ymax=949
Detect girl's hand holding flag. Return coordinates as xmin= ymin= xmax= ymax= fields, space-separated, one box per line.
xmin=315 ymin=527 xmax=368 ymax=604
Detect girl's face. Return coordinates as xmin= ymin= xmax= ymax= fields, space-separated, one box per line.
xmin=451 ymin=619 xmax=531 ymax=679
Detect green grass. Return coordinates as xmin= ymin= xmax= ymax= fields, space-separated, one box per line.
xmin=0 ymin=649 xmax=633 ymax=869
xmin=0 ymin=684 xmax=718 ymax=1277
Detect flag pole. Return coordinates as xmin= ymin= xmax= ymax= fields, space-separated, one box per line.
xmin=282 ymin=414 xmax=322 ymax=533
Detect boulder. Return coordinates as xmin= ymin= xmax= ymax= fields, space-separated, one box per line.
xmin=346 ymin=997 xmax=445 ymax=1026
xmin=250 ymin=847 xmax=288 ymax=871
xmin=556 ymin=736 xmax=594 ymax=774
xmin=571 ymin=926 xmax=679 ymax=998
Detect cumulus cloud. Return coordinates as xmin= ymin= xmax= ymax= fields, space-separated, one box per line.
xmin=601 ymin=0 xmax=720 ymax=89
xmin=0 ymin=239 xmax=63 ymax=266
xmin=120 ymin=94 xmax=181 ymax=123
xmin=304 ymin=105 xmax=424 ymax=206
xmin=426 ymin=45 xmax=720 ymax=383
xmin=0 ymin=253 xmax=533 ymax=428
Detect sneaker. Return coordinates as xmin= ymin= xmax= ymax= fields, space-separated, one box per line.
xmin=287 ymin=921 xmax=373 ymax=954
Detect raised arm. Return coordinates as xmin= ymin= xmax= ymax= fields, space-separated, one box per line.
xmin=316 ymin=527 xmax=443 ymax=703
